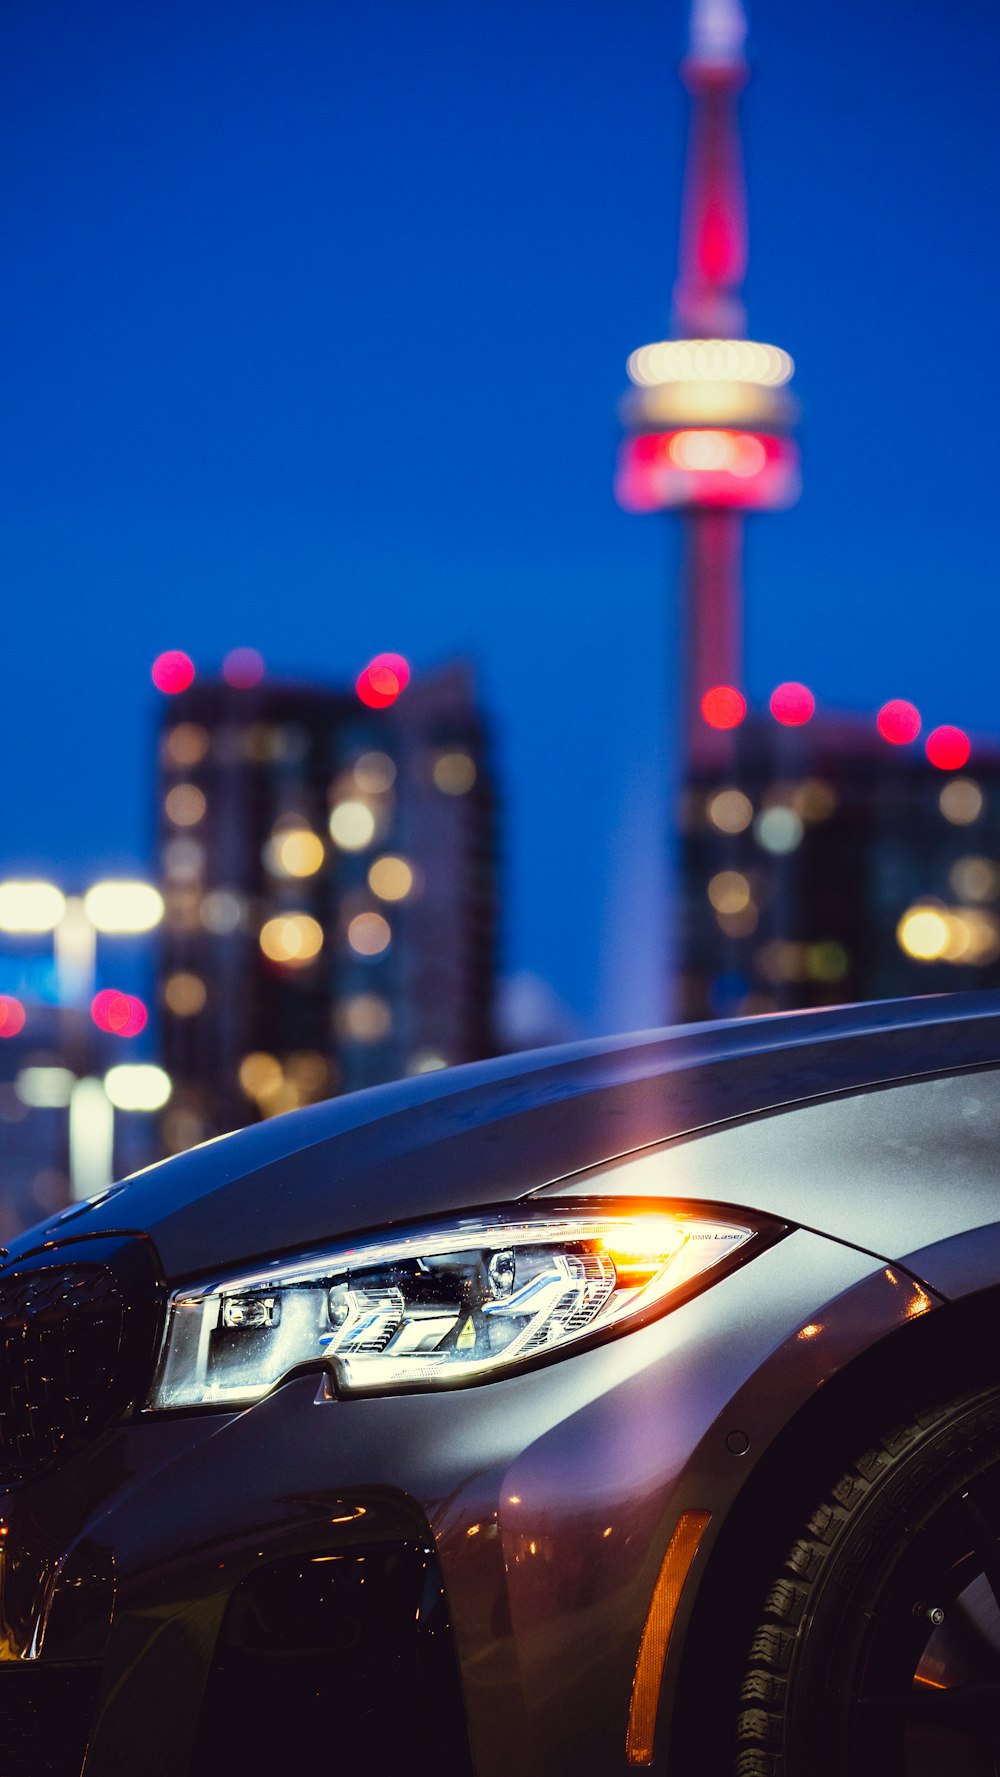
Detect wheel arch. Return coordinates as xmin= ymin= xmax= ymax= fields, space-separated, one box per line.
xmin=666 ymin=1277 xmax=1000 ymax=1771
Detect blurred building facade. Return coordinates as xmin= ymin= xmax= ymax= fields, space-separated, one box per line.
xmin=0 ymin=1005 xmax=160 ymax=1239
xmin=156 ymin=662 xmax=498 ymax=1149
xmin=618 ymin=0 xmax=1000 ymax=1020
xmin=680 ymin=717 xmax=1000 ymax=1018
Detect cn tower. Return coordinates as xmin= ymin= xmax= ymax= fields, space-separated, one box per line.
xmin=616 ymin=0 xmax=799 ymax=770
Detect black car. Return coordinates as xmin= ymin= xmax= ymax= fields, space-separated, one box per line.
xmin=1 ymin=994 xmax=1000 ymax=1776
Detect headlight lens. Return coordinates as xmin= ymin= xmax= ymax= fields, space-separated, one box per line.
xmin=147 ymin=1204 xmax=765 ymax=1410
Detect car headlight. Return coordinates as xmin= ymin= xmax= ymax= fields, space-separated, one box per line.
xmin=146 ymin=1203 xmax=773 ymax=1410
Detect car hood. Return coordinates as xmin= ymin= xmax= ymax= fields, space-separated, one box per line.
xmin=9 ymin=995 xmax=1000 ymax=1282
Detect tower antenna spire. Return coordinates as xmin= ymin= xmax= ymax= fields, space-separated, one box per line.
xmin=674 ymin=0 xmax=749 ymax=338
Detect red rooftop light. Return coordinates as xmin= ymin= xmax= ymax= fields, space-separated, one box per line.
xmin=91 ymin=990 xmax=148 ymax=1038
xmin=152 ymin=651 xmax=195 ymax=695
xmin=700 ymin=685 xmax=746 ymax=730
xmin=222 ymin=647 xmax=265 ymax=689
xmin=926 ymin=725 xmax=971 ymax=772
xmin=0 ymin=996 xmax=25 ymax=1038
xmin=356 ymin=652 xmax=411 ymax=710
xmin=877 ymin=699 xmax=921 ymax=745
xmin=769 ymin=681 xmax=815 ymax=726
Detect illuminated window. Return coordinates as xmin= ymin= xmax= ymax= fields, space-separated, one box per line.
xmin=163 ymin=723 xmax=209 ymax=767
xmin=368 ymin=856 xmax=414 ymax=901
xmin=707 ymin=788 xmax=753 ymax=833
xmin=707 ymin=871 xmax=750 ymax=914
xmin=754 ymin=807 xmax=804 ymax=854
xmin=265 ymin=827 xmax=325 ymax=878
xmin=940 ymin=778 xmax=983 ymax=825
xmin=329 ymin=801 xmax=377 ymax=850
xmin=165 ymin=784 xmax=206 ymax=827
xmin=354 ymin=752 xmax=396 ymax=793
xmin=238 ymin=1052 xmax=283 ymax=1102
xmin=259 ymin=914 xmax=324 ymax=966
xmin=337 ymin=994 xmax=393 ymax=1042
xmin=949 ymin=857 xmax=1000 ymax=903
xmin=164 ymin=972 xmax=207 ymax=1016
xmin=432 ymin=752 xmax=477 ymax=795
xmin=347 ymin=912 xmax=391 ymax=957
xmin=200 ymin=889 xmax=245 ymax=933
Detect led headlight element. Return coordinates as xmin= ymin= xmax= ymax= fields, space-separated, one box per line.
xmin=147 ymin=1206 xmax=760 ymax=1410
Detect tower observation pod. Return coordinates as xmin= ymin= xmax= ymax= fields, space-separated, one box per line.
xmin=615 ymin=0 xmax=800 ymax=763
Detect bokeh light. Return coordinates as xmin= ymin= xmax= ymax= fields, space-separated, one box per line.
xmin=897 ymin=906 xmax=951 ymax=961
xmin=152 ymin=651 xmax=195 ymax=694
xmin=791 ymin=779 xmax=838 ymax=822
xmin=347 ymin=911 xmax=392 ymax=957
xmin=222 ymin=648 xmax=265 ymax=689
xmin=707 ymin=871 xmax=751 ymax=914
xmin=329 ymin=801 xmax=377 ymax=850
xmin=104 ymin=1065 xmax=172 ymax=1112
xmin=354 ymin=751 xmax=396 ymax=793
xmin=266 ymin=827 xmax=325 ymax=878
xmin=926 ymin=725 xmax=971 ymax=771
xmin=0 ymin=881 xmax=66 ymax=933
xmin=755 ymin=807 xmax=804 ymax=853
xmin=897 ymin=902 xmax=1000 ymax=966
xmin=701 ymin=685 xmax=746 ymax=730
xmin=165 ymin=784 xmax=207 ymax=827
xmin=285 ymin=1051 xmax=330 ymax=1098
xmin=164 ymin=972 xmax=207 ymax=1016
xmin=163 ymin=723 xmax=209 ymax=767
xmin=84 ymin=881 xmax=164 ymax=933
xmin=337 ymin=993 xmax=393 ymax=1042
xmin=0 ymin=997 xmax=26 ymax=1038
xmin=259 ymin=914 xmax=324 ymax=966
xmin=876 ymin=699 xmax=921 ymax=745
xmin=200 ymin=890 xmax=245 ymax=933
xmin=717 ymin=904 xmax=758 ymax=938
xmin=239 ymin=1052 xmax=283 ymax=1103
xmin=707 ymin=788 xmax=753 ymax=833
xmin=355 ymin=652 xmax=411 ymax=709
xmin=940 ymin=778 xmax=983 ymax=825
xmin=432 ymin=752 xmax=477 ymax=795
xmin=368 ymin=856 xmax=414 ymax=901
xmin=91 ymin=990 xmax=148 ymax=1037
xmin=949 ymin=856 xmax=1000 ymax=903
xmin=769 ymin=682 xmax=815 ymax=726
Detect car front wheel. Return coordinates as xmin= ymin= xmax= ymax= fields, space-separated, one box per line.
xmin=734 ymin=1383 xmax=1000 ymax=1776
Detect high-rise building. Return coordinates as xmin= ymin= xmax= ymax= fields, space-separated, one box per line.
xmin=618 ymin=0 xmax=1000 ymax=1018
xmin=155 ymin=659 xmax=498 ymax=1150
xmin=679 ymin=713 xmax=1000 ymax=1018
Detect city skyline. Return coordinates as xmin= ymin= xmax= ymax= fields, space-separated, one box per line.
xmin=4 ymin=0 xmax=1000 ymax=1033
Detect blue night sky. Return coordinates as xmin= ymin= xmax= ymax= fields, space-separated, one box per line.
xmin=3 ymin=0 xmax=1000 ymax=1034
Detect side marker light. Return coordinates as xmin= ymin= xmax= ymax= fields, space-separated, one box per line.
xmin=626 ymin=1509 xmax=711 ymax=1765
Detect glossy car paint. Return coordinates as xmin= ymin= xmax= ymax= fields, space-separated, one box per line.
xmin=2 ymin=993 xmax=998 ymax=1776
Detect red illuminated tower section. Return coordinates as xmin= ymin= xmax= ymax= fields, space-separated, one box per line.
xmin=616 ymin=0 xmax=799 ymax=766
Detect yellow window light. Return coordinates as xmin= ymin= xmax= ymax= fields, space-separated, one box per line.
xmin=368 ymin=856 xmax=414 ymax=902
xmin=259 ymin=914 xmax=324 ymax=966
xmin=329 ymin=801 xmax=376 ymax=851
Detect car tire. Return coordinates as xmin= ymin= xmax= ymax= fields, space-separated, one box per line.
xmin=733 ymin=1382 xmax=1000 ymax=1777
